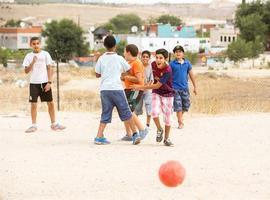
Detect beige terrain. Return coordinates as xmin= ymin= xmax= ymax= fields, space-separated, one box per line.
xmin=0 ymin=2 xmax=237 ymax=28
xmin=0 ymin=111 xmax=270 ymax=200
xmin=1 ymin=67 xmax=270 ymax=199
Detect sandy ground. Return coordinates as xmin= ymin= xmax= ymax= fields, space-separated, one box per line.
xmin=0 ymin=111 xmax=270 ymax=200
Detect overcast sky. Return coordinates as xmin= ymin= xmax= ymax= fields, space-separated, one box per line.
xmin=102 ymin=0 xmax=244 ymax=4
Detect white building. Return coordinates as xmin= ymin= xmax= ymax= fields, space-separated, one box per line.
xmin=0 ymin=26 xmax=43 ymax=50
xmin=127 ymin=36 xmax=210 ymax=53
xmin=0 ymin=0 xmax=14 ymax=3
xmin=210 ymin=26 xmax=239 ymax=48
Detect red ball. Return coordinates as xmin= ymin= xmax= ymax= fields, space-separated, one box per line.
xmin=159 ymin=160 xmax=186 ymax=187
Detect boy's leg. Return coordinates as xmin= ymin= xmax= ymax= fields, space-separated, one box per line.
xmin=144 ymin=92 xmax=152 ymax=127
xmin=173 ymin=90 xmax=184 ymax=128
xmin=160 ymin=96 xmax=173 ymax=138
xmin=47 ymin=101 xmax=55 ymax=124
xmin=124 ymin=120 xmax=133 ymax=137
xmin=26 ymin=84 xmax=39 ymax=133
xmin=97 ymin=122 xmax=107 ymax=138
xmin=31 ymin=103 xmax=38 ymax=124
xmin=178 ymin=90 xmax=191 ymax=128
xmin=161 ymin=96 xmax=174 ymax=146
xmin=176 ymin=111 xmax=184 ymax=128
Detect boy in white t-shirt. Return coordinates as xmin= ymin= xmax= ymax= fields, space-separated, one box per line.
xmin=23 ymin=37 xmax=65 ymax=133
xmin=94 ymin=35 xmax=141 ymax=145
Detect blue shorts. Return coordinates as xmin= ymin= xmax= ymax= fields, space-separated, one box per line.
xmin=173 ymin=89 xmax=190 ymax=112
xmin=100 ymin=90 xmax=132 ymax=123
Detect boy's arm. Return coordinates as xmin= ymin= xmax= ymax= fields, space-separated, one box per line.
xmin=24 ymin=56 xmax=37 ymax=74
xmin=189 ymin=69 xmax=197 ymax=95
xmin=44 ymin=64 xmax=53 ymax=92
xmin=131 ymin=81 xmax=162 ymax=90
xmin=124 ymin=72 xmax=142 ymax=83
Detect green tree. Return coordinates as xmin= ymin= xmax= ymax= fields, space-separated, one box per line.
xmin=235 ymin=1 xmax=269 ymax=42
xmin=247 ymin=36 xmax=265 ymax=67
xmin=108 ymin=14 xmax=142 ymax=34
xmin=42 ymin=19 xmax=89 ymax=61
xmin=156 ymin=15 xmax=182 ymax=26
xmin=237 ymin=13 xmax=267 ymax=42
xmin=184 ymin=52 xmax=198 ymax=65
xmin=227 ymin=38 xmax=251 ymax=63
xmin=0 ymin=48 xmax=10 ymax=67
xmin=116 ymin=40 xmax=127 ymax=56
xmin=4 ymin=19 xmax=22 ymax=27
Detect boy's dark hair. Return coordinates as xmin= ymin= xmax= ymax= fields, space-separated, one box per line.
xmin=30 ymin=37 xmax=40 ymax=43
xmin=156 ymin=48 xmax=169 ymax=59
xmin=141 ymin=50 xmax=151 ymax=57
xmin=104 ymin=35 xmax=116 ymax=49
xmin=173 ymin=45 xmax=184 ymax=53
xmin=125 ymin=44 xmax=138 ymax=57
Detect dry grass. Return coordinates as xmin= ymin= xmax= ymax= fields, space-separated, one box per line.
xmin=190 ymin=73 xmax=270 ymax=114
xmin=1 ymin=67 xmax=270 ymax=114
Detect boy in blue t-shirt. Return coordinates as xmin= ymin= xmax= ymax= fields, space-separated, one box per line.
xmin=170 ymin=45 xmax=197 ymax=129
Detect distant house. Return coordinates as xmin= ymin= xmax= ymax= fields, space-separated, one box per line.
xmin=127 ymin=36 xmax=210 ymax=53
xmin=0 ymin=0 xmax=14 ymax=3
xmin=0 ymin=26 xmax=42 ymax=50
xmin=210 ymin=26 xmax=239 ymax=48
xmin=143 ymin=24 xmax=196 ymax=38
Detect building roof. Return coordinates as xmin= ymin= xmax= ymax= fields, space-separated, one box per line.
xmin=0 ymin=26 xmax=42 ymax=34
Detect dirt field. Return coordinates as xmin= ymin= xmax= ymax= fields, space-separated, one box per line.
xmin=0 ymin=111 xmax=270 ymax=200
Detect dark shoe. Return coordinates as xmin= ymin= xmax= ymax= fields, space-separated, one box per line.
xmin=121 ymin=135 xmax=133 ymax=141
xmin=164 ymin=138 xmax=174 ymax=147
xmin=156 ymin=128 xmax=163 ymax=143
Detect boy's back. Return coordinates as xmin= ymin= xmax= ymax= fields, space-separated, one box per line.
xmin=95 ymin=53 xmax=130 ymax=91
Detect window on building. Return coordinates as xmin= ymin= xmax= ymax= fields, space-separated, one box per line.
xmin=233 ymin=36 xmax=235 ymax=41
xmin=163 ymin=41 xmax=166 ymax=46
xmin=149 ymin=43 xmax=153 ymax=47
xmin=228 ymin=36 xmax=231 ymax=42
xmin=224 ymin=36 xmax=227 ymax=42
xmin=220 ymin=36 xmax=223 ymax=42
xmin=21 ymin=36 xmax=28 ymax=44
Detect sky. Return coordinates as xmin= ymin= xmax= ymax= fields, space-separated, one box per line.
xmin=102 ymin=0 xmax=244 ymax=4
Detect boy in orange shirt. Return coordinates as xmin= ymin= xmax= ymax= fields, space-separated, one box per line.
xmin=121 ymin=44 xmax=148 ymax=144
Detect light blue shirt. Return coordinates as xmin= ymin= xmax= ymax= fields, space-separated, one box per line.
xmin=95 ymin=52 xmax=131 ymax=91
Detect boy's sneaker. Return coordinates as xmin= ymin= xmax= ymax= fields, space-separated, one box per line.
xmin=51 ymin=123 xmax=66 ymax=131
xmin=25 ymin=126 xmax=37 ymax=133
xmin=94 ymin=137 xmax=111 ymax=145
xmin=121 ymin=135 xmax=133 ymax=141
xmin=156 ymin=128 xmax=163 ymax=143
xmin=139 ymin=128 xmax=148 ymax=140
xmin=132 ymin=133 xmax=141 ymax=145
xmin=164 ymin=138 xmax=174 ymax=147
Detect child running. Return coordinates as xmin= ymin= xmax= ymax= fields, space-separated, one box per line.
xmin=134 ymin=50 xmax=153 ymax=129
xmin=94 ymin=35 xmax=140 ymax=145
xmin=120 ymin=44 xmax=148 ymax=143
xmin=132 ymin=48 xmax=174 ymax=146
xmin=170 ymin=45 xmax=197 ymax=129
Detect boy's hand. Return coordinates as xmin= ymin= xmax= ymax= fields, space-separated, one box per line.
xmin=32 ymin=56 xmax=37 ymax=65
xmin=44 ymin=83 xmax=51 ymax=92
xmin=193 ymin=87 xmax=197 ymax=95
xmin=130 ymin=84 xmax=140 ymax=90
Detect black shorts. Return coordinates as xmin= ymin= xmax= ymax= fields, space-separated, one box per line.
xmin=29 ymin=83 xmax=53 ymax=103
xmin=124 ymin=89 xmax=143 ymax=112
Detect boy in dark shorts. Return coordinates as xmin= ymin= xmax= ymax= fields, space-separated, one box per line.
xmin=120 ymin=44 xmax=148 ymax=143
xmin=170 ymin=45 xmax=197 ymax=129
xmin=95 ymin=36 xmax=140 ymax=145
xmin=23 ymin=37 xmax=65 ymax=133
